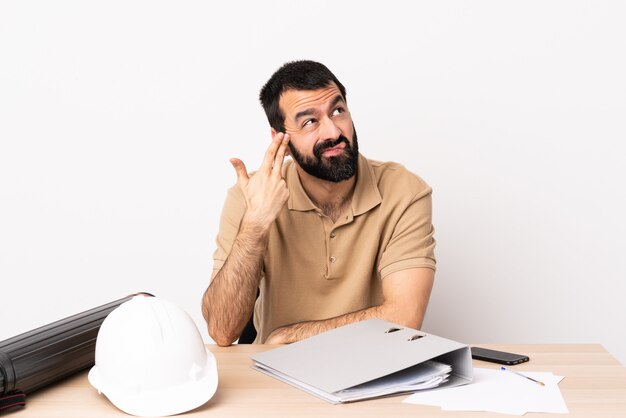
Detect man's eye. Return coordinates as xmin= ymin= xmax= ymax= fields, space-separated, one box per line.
xmin=332 ymin=107 xmax=345 ymax=116
xmin=303 ymin=119 xmax=316 ymax=127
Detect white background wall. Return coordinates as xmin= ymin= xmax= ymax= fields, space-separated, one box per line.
xmin=1 ymin=1 xmax=625 ymax=365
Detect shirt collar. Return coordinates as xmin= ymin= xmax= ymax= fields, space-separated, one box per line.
xmin=286 ymin=154 xmax=382 ymax=216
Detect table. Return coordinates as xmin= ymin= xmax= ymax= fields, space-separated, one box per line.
xmin=11 ymin=344 xmax=626 ymax=417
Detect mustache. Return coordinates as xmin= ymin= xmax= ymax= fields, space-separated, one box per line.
xmin=313 ymin=135 xmax=350 ymax=159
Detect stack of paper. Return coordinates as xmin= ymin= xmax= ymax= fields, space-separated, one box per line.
xmin=404 ymin=367 xmax=568 ymax=415
xmin=334 ymin=360 xmax=451 ymax=402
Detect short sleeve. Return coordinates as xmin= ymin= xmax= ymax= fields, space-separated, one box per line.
xmin=212 ymin=185 xmax=246 ymax=273
xmin=378 ymin=187 xmax=436 ymax=278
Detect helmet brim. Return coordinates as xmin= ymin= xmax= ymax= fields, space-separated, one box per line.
xmin=89 ymin=347 xmax=218 ymax=417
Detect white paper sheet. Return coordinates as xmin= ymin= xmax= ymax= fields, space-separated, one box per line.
xmin=404 ymin=367 xmax=568 ymax=415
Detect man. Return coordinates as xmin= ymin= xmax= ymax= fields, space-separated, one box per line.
xmin=202 ymin=60 xmax=436 ymax=346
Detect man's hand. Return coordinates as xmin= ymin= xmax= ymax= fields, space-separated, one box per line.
xmin=230 ymin=133 xmax=290 ymax=230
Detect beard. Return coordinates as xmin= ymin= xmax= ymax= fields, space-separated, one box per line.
xmin=288 ymin=129 xmax=359 ymax=183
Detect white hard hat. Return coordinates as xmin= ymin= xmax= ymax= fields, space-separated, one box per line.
xmin=88 ymin=296 xmax=218 ymax=417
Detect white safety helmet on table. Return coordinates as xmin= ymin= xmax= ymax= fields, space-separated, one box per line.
xmin=88 ymin=295 xmax=218 ymax=417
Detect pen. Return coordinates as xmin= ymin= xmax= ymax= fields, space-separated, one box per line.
xmin=501 ymin=366 xmax=545 ymax=386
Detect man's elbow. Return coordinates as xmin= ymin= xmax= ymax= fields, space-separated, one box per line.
xmin=212 ymin=334 xmax=236 ymax=347
xmin=203 ymin=301 xmax=243 ymax=346
xmin=208 ymin=326 xmax=238 ymax=347
xmin=202 ymin=293 xmax=232 ymax=346
xmin=206 ymin=314 xmax=240 ymax=346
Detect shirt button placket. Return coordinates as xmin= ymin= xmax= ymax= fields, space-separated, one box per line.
xmin=328 ymin=227 xmax=337 ymax=278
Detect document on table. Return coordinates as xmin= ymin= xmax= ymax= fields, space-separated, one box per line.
xmin=404 ymin=367 xmax=568 ymax=415
xmin=255 ymin=360 xmax=451 ymax=403
xmin=251 ymin=319 xmax=473 ymax=404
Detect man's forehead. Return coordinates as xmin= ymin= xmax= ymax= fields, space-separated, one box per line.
xmin=279 ymin=84 xmax=344 ymax=117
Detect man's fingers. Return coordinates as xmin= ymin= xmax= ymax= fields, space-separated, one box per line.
xmin=272 ymin=134 xmax=290 ymax=176
xmin=230 ymin=158 xmax=249 ymax=185
xmin=260 ymin=132 xmax=285 ymax=173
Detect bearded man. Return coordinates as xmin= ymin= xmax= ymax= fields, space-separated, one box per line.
xmin=202 ymin=61 xmax=436 ymax=346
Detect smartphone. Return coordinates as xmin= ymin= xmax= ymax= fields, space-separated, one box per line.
xmin=471 ymin=347 xmax=529 ymax=365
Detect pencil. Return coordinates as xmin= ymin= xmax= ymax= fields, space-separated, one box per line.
xmin=501 ymin=366 xmax=545 ymax=386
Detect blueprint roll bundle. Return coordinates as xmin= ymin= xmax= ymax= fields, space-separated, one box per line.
xmin=0 ymin=292 xmax=154 ymax=412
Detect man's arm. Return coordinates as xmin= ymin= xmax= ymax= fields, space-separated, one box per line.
xmin=202 ymin=133 xmax=290 ymax=347
xmin=202 ymin=222 xmax=268 ymax=346
xmin=265 ymin=267 xmax=434 ymax=344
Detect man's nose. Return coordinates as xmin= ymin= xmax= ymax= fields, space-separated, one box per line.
xmin=319 ymin=116 xmax=342 ymax=141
